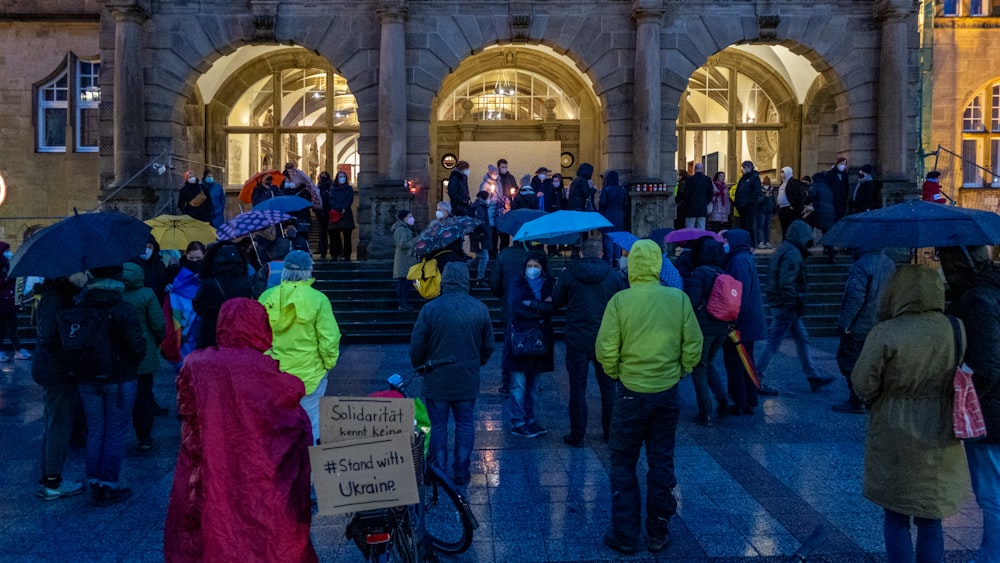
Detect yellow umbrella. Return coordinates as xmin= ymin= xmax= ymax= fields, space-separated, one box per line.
xmin=144 ymin=214 xmax=217 ymax=250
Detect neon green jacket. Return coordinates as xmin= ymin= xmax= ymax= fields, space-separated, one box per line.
xmin=596 ymin=240 xmax=703 ymax=393
xmin=259 ymin=279 xmax=341 ymax=394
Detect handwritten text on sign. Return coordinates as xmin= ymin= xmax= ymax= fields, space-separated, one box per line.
xmin=319 ymin=396 xmax=414 ymax=443
xmin=309 ymin=434 xmax=418 ymax=515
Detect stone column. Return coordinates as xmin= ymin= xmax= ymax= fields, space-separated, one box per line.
xmin=876 ymin=0 xmax=917 ymax=198
xmin=377 ymin=3 xmax=407 ymax=180
xmin=110 ymin=3 xmax=147 ymax=186
xmin=631 ymin=1 xmax=665 ymax=179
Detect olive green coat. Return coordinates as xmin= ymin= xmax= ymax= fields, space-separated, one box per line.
xmin=392 ymin=219 xmax=417 ymax=279
xmin=851 ymin=265 xmax=970 ymax=519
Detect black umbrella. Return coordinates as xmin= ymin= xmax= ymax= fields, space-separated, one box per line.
xmin=821 ymin=201 xmax=1000 ymax=248
xmin=497 ymin=209 xmax=545 ymax=235
xmin=9 ymin=210 xmax=152 ymax=279
xmin=411 ymin=216 xmax=481 ymax=259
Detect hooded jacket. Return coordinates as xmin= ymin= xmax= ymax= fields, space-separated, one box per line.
xmin=734 ymin=169 xmax=763 ymax=213
xmin=838 ymin=249 xmax=895 ymax=337
xmin=551 ymin=257 xmax=627 ymax=353
xmin=852 ymin=266 xmax=970 ymax=519
xmin=596 ymin=240 xmax=703 ymax=393
xmin=598 ymin=170 xmax=627 ymax=230
xmin=122 ymin=263 xmax=167 ymax=375
xmin=392 ymin=219 xmax=417 ymax=279
xmin=568 ymin=163 xmax=595 ymax=211
xmin=684 ymin=238 xmax=730 ymax=336
xmin=723 ymin=229 xmax=766 ymax=342
xmin=511 ymin=186 xmax=539 ymax=210
xmin=447 ymin=169 xmax=471 ymax=216
xmin=193 ymin=243 xmax=253 ymax=349
xmin=765 ymin=219 xmax=812 ymax=310
xmin=259 ymin=279 xmax=341 ymax=394
xmin=79 ymin=278 xmax=146 ymax=384
xmin=807 ymin=171 xmax=835 ymax=231
xmin=165 ymin=298 xmax=316 ymax=563
xmin=410 ymin=263 xmax=494 ymax=402
xmin=30 ymin=279 xmax=80 ymax=386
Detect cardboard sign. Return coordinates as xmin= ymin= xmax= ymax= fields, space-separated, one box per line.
xmin=319 ymin=396 xmax=414 ymax=444
xmin=309 ymin=434 xmax=419 ymax=516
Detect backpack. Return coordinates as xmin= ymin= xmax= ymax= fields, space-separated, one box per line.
xmin=55 ymin=303 xmax=118 ymax=381
xmin=706 ymin=273 xmax=743 ymax=322
xmin=406 ymin=257 xmax=442 ymax=300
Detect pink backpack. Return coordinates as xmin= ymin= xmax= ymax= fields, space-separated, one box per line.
xmin=706 ymin=273 xmax=743 ymax=322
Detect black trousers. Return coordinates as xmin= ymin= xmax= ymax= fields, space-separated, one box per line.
xmin=330 ymin=228 xmax=353 ymax=260
xmin=565 ymin=346 xmax=616 ymax=440
xmin=132 ymin=372 xmax=155 ymax=441
xmin=723 ymin=338 xmax=758 ymax=410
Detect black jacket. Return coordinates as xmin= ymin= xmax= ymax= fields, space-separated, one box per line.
xmin=828 ymin=166 xmax=850 ymax=221
xmin=567 ymin=163 xmax=595 ymax=211
xmin=807 ymin=172 xmax=835 ymax=231
xmin=734 ymin=170 xmax=763 ymax=213
xmin=785 ymin=177 xmax=807 ymax=215
xmin=849 ymin=178 xmax=879 ymax=214
xmin=684 ymin=238 xmax=730 ymax=336
xmin=508 ymin=274 xmax=556 ymax=374
xmin=77 ymin=282 xmax=146 ymax=385
xmin=178 ymin=181 xmax=213 ymax=223
xmin=680 ymin=172 xmax=714 ymax=217
xmin=532 ymin=177 xmax=561 ymax=213
xmin=551 ymin=258 xmax=626 ymax=352
xmin=192 ymin=244 xmax=253 ymax=348
xmin=447 ymin=170 xmax=471 ymax=216
xmin=327 ymin=181 xmax=356 ymax=229
xmin=30 ymin=280 xmax=80 ymax=386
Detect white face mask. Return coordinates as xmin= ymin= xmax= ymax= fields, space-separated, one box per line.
xmin=435 ymin=210 xmax=445 ymax=220
xmin=285 ymin=181 xmax=295 ymax=188
xmin=405 ymin=216 xmax=415 ymax=226
xmin=187 ymin=177 xmax=197 ymax=184
xmin=552 ymin=180 xmax=561 ymax=187
xmin=619 ymin=256 xmax=628 ymax=270
xmin=538 ymin=174 xmax=547 ymax=181
xmin=463 ymin=169 xmax=471 ymax=177
xmin=140 ymin=248 xmax=153 ymax=261
xmin=837 ymin=163 xmax=847 ymax=172
xmin=525 ymin=266 xmax=542 ymax=280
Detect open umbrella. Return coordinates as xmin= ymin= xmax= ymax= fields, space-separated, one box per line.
xmin=663 ymin=228 xmax=726 ymax=245
xmin=605 ymin=231 xmax=641 ymax=252
xmin=216 ymin=210 xmax=293 ymax=241
xmin=821 ymin=200 xmax=1000 ymax=248
xmin=285 ymin=167 xmax=322 ymax=209
xmin=144 ymin=214 xmax=217 ymax=250
xmin=252 ymin=195 xmax=314 ymax=214
xmin=9 ymin=210 xmax=152 ymax=279
xmin=513 ymin=210 xmax=612 ymax=243
xmin=497 ymin=209 xmax=545 ymax=235
xmin=239 ymin=170 xmax=284 ymax=204
xmin=412 ymin=216 xmax=482 ymax=259
xmin=728 ymin=329 xmax=761 ymax=390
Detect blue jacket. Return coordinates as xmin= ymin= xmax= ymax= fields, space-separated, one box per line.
xmin=838 ymin=249 xmax=895 ymax=336
xmin=207 ymin=181 xmax=226 ymax=228
xmin=723 ymin=229 xmax=767 ymax=341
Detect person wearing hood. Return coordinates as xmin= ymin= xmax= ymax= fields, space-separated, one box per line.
xmin=178 ymin=170 xmax=213 ymax=223
xmin=507 ymin=251 xmax=556 ymax=438
xmin=852 ymin=265 xmax=970 ymax=563
xmin=599 ymin=170 xmax=628 ymax=266
xmin=162 ymin=242 xmax=205 ymax=364
xmin=849 ymin=164 xmax=878 ymax=214
xmin=259 ymin=251 xmax=341 ymax=444
xmin=568 ymin=163 xmax=596 ymax=211
xmin=315 ymin=171 xmax=334 ymax=259
xmin=939 ymin=245 xmax=1000 ymax=563
xmin=0 ymin=241 xmax=30 ymax=362
xmin=721 ymin=229 xmax=766 ymax=414
xmin=327 ymin=171 xmax=356 ymax=261
xmin=410 ymin=262 xmax=494 ymax=492
xmin=447 ymin=160 xmax=472 ymax=217
xmin=392 ymin=210 xmax=418 ymax=311
xmin=596 ymin=239 xmax=702 ymax=554
xmin=552 ymin=239 xmax=627 ymax=446
xmin=469 ymin=191 xmax=491 ymax=283
xmin=755 ymin=219 xmax=831 ymax=395
xmin=511 ymin=174 xmax=539 ymax=210
xmin=121 ymin=263 xmax=167 ymax=450
xmin=833 ymin=247 xmax=895 ymax=414
xmin=808 ymin=171 xmax=837 ymax=262
xmin=775 ymin=166 xmax=806 ymax=236
xmin=734 ymin=161 xmax=763 ymax=247
xmin=165 ymin=298 xmax=317 ymax=563
xmin=134 ymin=235 xmax=168 ymax=306
xmin=202 ymin=169 xmax=226 ymax=229
xmin=683 ymin=237 xmax=731 ymax=426
xmin=193 ymin=241 xmax=253 ymax=348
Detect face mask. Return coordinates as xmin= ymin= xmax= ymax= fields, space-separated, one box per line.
xmin=204 ymin=177 xmax=214 ymax=184
xmin=2 ymin=250 xmax=11 ymax=260
xmin=405 ymin=216 xmax=415 ymax=226
xmin=538 ymin=174 xmax=546 ymax=181
xmin=525 ymin=267 xmax=542 ymax=280
xmin=723 ymin=243 xmax=730 ymax=254
xmin=187 ymin=177 xmax=197 ymax=184
xmin=463 ymin=169 xmax=471 ymax=177
xmin=140 ymin=248 xmax=153 ymax=261
xmin=338 ymin=176 xmax=347 ymax=183
xmin=837 ymin=164 xmax=847 ymax=172
xmin=285 ymin=181 xmax=295 ymax=188
xmin=619 ymin=256 xmax=629 ymax=270
xmin=435 ymin=210 xmax=445 ymax=220
xmin=552 ymin=180 xmax=560 ymax=187
xmin=489 ymin=173 xmax=499 ymax=180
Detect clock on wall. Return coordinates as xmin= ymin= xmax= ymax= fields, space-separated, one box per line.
xmin=441 ymin=153 xmax=457 ymax=169
xmin=561 ymin=152 xmax=575 ymax=168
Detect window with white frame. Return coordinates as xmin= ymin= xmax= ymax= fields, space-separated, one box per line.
xmin=960 ymin=82 xmax=1000 ymax=186
xmin=944 ymin=0 xmax=959 ymax=16
xmin=964 ymin=96 xmax=984 ymax=132
xmin=38 ymin=71 xmax=69 ymax=152
xmin=35 ymin=55 xmax=101 ymax=153
xmin=76 ymin=59 xmax=100 ymax=152
xmin=970 ymin=0 xmax=989 ymax=15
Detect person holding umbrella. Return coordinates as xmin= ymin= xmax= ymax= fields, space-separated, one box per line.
xmin=252 ymin=174 xmax=281 ymax=206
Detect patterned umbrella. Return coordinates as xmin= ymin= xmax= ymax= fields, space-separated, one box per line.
xmin=216 ymin=210 xmax=293 ymax=241
xmin=411 ymin=216 xmax=482 ymax=259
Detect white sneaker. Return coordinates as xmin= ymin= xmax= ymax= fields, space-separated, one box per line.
xmin=757 ymin=242 xmax=765 ymax=249
xmin=13 ymin=349 xmax=32 ymax=360
xmin=37 ymin=480 xmax=85 ymax=501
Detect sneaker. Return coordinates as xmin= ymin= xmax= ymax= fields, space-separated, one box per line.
xmin=511 ymin=425 xmax=540 ymax=438
xmin=0 ymin=352 xmax=9 ymax=362
xmin=647 ymin=531 xmax=671 ymax=553
xmin=758 ymin=384 xmax=780 ymax=396
xmin=757 ymin=242 xmax=766 ymax=249
xmin=766 ymin=242 xmax=774 ymax=249
xmin=36 ymin=480 xmax=85 ymax=501
xmin=831 ymin=401 xmax=866 ymax=414
xmin=603 ymin=529 xmax=639 ymax=554
xmin=91 ymin=485 xmax=133 ymax=507
xmin=562 ymin=434 xmax=583 ymax=447
xmin=807 ymin=376 xmax=836 ymax=392
xmin=528 ymin=422 xmax=547 ymax=436
xmin=13 ymin=349 xmax=32 ymax=360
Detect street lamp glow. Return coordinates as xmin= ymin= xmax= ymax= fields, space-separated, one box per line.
xmin=0 ymin=173 xmax=6 ymax=207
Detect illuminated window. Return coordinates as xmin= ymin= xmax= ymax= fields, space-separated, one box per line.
xmin=960 ymin=82 xmax=1000 ymax=186
xmin=38 ymin=71 xmax=68 ymax=152
xmin=964 ymin=96 xmax=984 ymax=132
xmin=437 ymin=69 xmax=580 ymax=121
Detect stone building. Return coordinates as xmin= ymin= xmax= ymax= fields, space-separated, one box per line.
xmin=0 ymin=0 xmax=920 ymax=257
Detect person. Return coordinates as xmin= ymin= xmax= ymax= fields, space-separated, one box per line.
xmin=165 ymin=298 xmax=317 ymax=563
xmin=550 ymin=173 xmax=567 ymax=253
xmin=939 ymin=245 xmax=1000 ymax=563
xmin=447 ymin=160 xmax=472 ymax=217
xmin=721 ymin=229 xmax=765 ymax=415
xmin=203 ymin=169 xmax=226 ymax=229
xmin=776 ymin=166 xmax=806 ymax=236
xmin=121 ymin=263 xmax=166 ymax=451
xmin=33 ymin=276 xmax=87 ymax=500
xmin=756 ymin=175 xmax=776 ymax=249
xmin=808 ymin=171 xmax=836 ymax=263
xmin=922 ymin=170 xmax=948 ymax=204
xmin=708 ymin=171 xmax=731 ymax=232
xmin=177 ymin=170 xmax=213 ymax=223
xmin=596 ymin=239 xmax=703 ymax=554
xmin=832 ymin=247 xmax=894 ymax=414
xmin=409 ymin=263 xmax=494 ymax=492
xmin=683 ymin=237 xmax=731 ymax=426
xmin=75 ymin=265 xmax=146 ymax=506
xmin=162 ymin=242 xmax=204 ymax=364
xmin=0 ymin=242 xmax=30 ymax=362
xmin=469 ymin=191 xmax=491 ymax=283
xmin=134 ymin=235 xmax=168 ymax=306
xmin=673 ymin=171 xmax=689 ymax=228
xmin=755 ymin=219 xmax=832 ymax=395
xmin=251 ymin=237 xmax=292 ymax=299
xmin=427 ymin=201 xmax=451 ymax=230
xmin=599 ymin=170 xmax=627 ymax=266
xmin=259 ymin=250 xmax=341 ymax=444
xmin=532 ymin=166 xmax=559 ymax=214
xmin=281 ymin=163 xmax=315 ymax=232
xmin=511 ymin=175 xmax=539 ymax=210
xmin=551 ymin=239 xmax=626 ymax=446
xmin=490 ymin=239 xmax=540 ymax=396
xmin=327 ymin=171 xmax=355 ymax=261
xmin=849 ymin=164 xmax=878 ymax=214
xmin=568 ymin=163 xmax=596 ymax=211
xmin=852 ymin=265 xmax=970 ymax=563
xmin=508 ymin=251 xmax=555 ymax=438
xmin=283 ymin=222 xmax=311 ymax=254
xmin=680 ymin=163 xmax=714 ymax=229
xmin=481 ymin=164 xmax=509 ymax=253
xmin=251 ymin=174 xmax=280 ymax=206
xmin=734 ymin=160 xmax=763 ymax=247
xmin=495 ymin=159 xmax=518 ymax=250
xmin=829 ymin=157 xmax=850 ymax=221
xmin=392 ymin=210 xmax=418 ymax=311
xmin=192 ymin=241 xmax=252 ymax=348
xmin=315 ymin=171 xmax=334 ymax=259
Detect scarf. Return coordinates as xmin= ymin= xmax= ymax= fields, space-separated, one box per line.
xmin=526 ymin=275 xmax=545 ymax=301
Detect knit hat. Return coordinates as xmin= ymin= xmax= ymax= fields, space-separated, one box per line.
xmin=283 ymin=250 xmax=313 ymax=271
xmin=836 ymin=157 xmax=847 ymax=165
xmin=397 ymin=209 xmax=411 ymax=221
xmin=455 ymin=160 xmax=470 ymax=171
xmin=488 ymin=164 xmax=498 ymax=174
xmin=520 ymin=173 xmax=532 ymax=187
xmin=860 ymin=164 xmax=874 ymax=175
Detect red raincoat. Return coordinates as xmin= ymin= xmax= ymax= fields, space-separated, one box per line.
xmin=164 ymin=298 xmax=317 ymax=563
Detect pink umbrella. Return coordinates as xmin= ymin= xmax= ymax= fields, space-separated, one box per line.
xmin=285 ymin=167 xmax=322 ymax=209
xmin=663 ymin=227 xmax=725 ymax=245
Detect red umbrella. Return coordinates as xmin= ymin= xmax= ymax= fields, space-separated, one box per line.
xmin=239 ymin=170 xmax=284 ymax=204
xmin=728 ymin=329 xmax=761 ymax=389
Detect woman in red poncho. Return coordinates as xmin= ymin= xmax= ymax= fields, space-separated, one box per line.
xmin=165 ymin=297 xmax=316 ymax=562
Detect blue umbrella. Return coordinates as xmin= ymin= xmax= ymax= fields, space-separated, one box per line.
xmin=513 ymin=210 xmax=612 ymax=243
xmin=821 ymin=200 xmax=1000 ymax=248
xmin=605 ymin=231 xmax=641 ymax=252
xmin=252 ymin=195 xmax=313 ymax=213
xmin=216 ymin=210 xmax=293 ymax=241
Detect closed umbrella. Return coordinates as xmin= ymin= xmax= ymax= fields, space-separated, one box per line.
xmin=513 ymin=210 xmax=612 ymax=243
xmin=145 ymin=214 xmax=217 ymax=250
xmin=821 ymin=200 xmax=1000 ymax=248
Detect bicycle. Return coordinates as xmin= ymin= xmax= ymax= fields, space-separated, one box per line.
xmin=344 ymin=359 xmax=479 ymax=562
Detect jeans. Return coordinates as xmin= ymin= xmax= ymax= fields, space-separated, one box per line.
xmin=609 ymin=383 xmax=680 ymax=543
xmin=603 ymin=236 xmax=621 ymax=269
xmin=756 ymin=212 xmax=772 ymax=245
xmin=79 ymin=381 xmax=137 ymax=487
xmin=40 ymin=383 xmax=78 ymax=487
xmin=474 ymin=249 xmax=489 ymax=280
xmin=509 ymin=371 xmax=540 ymax=428
xmin=685 ymin=216 xmax=707 ymax=229
xmin=132 ymin=372 xmax=155 ymax=441
xmin=565 ymin=346 xmax=616 ymax=440
xmin=396 ymin=277 xmax=413 ymax=308
xmin=967 ymin=441 xmax=1000 ymax=562
xmin=300 ymin=376 xmax=329 ymax=445
xmin=330 ymin=228 xmax=353 ymax=260
xmin=883 ymin=509 xmax=943 ymax=563
xmin=723 ymin=339 xmax=758 ymax=409
xmin=691 ymin=333 xmax=728 ymax=417
xmin=424 ymin=399 xmax=476 ymax=487
xmin=756 ymin=306 xmax=818 ymax=380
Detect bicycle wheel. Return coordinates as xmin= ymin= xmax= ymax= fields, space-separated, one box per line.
xmin=387 ymin=507 xmax=419 ymax=563
xmin=421 ymin=463 xmax=478 ymax=555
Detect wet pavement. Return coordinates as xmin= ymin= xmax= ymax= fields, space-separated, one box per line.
xmin=0 ymin=337 xmax=982 ymax=562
